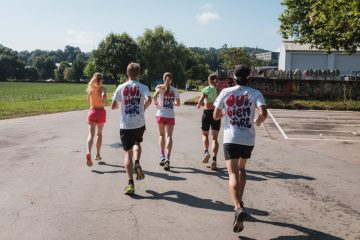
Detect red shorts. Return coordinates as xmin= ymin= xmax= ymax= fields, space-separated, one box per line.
xmin=156 ymin=116 xmax=175 ymax=125
xmin=87 ymin=108 xmax=106 ymax=124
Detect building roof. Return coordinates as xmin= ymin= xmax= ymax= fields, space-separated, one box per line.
xmin=282 ymin=40 xmax=360 ymax=52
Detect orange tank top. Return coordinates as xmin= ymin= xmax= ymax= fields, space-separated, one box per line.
xmin=89 ymin=87 xmax=105 ymax=108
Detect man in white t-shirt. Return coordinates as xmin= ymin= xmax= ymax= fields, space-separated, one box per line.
xmin=111 ymin=62 xmax=152 ymax=195
xmin=213 ymin=64 xmax=267 ymax=233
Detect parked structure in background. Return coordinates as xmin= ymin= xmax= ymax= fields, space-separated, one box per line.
xmin=255 ymin=52 xmax=279 ymax=62
xmin=278 ymin=40 xmax=360 ymax=79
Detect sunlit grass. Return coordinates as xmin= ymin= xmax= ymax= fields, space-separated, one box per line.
xmin=0 ymin=82 xmax=116 ymax=119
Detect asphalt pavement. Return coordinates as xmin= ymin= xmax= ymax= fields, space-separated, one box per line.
xmin=0 ymin=91 xmax=359 ymax=240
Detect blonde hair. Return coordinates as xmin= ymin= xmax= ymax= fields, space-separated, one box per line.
xmin=127 ymin=62 xmax=141 ymax=79
xmin=86 ymin=72 xmax=103 ymax=94
xmin=158 ymin=72 xmax=172 ymax=95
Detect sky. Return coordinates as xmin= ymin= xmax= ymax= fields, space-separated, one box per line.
xmin=0 ymin=0 xmax=285 ymax=53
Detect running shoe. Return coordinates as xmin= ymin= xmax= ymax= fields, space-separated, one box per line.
xmin=95 ymin=154 xmax=102 ymax=161
xmin=233 ymin=207 xmax=245 ymax=233
xmin=134 ymin=163 xmax=145 ymax=180
xmin=86 ymin=153 xmax=93 ymax=167
xmin=210 ymin=161 xmax=217 ymax=171
xmin=202 ymin=152 xmax=210 ymax=163
xmin=123 ymin=184 xmax=135 ymax=195
xmin=159 ymin=154 xmax=166 ymax=166
xmin=164 ymin=160 xmax=170 ymax=171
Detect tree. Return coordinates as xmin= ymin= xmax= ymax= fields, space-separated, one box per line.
xmin=33 ymin=55 xmax=56 ymax=79
xmin=71 ymin=60 xmax=86 ymax=82
xmin=138 ymin=26 xmax=188 ymax=88
xmin=279 ymin=0 xmax=360 ymax=53
xmin=63 ymin=67 xmax=75 ymax=81
xmin=83 ymin=58 xmax=97 ymax=79
xmin=185 ymin=49 xmax=210 ymax=81
xmin=0 ymin=46 xmax=26 ymax=80
xmin=218 ymin=45 xmax=252 ymax=70
xmin=92 ymin=33 xmax=138 ymax=85
xmin=64 ymin=45 xmax=82 ymax=63
xmin=25 ymin=66 xmax=39 ymax=81
xmin=55 ymin=61 xmax=71 ymax=81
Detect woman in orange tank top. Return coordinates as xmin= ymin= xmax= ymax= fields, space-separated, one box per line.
xmin=85 ymin=72 xmax=107 ymax=167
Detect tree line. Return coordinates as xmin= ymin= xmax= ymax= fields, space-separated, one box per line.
xmin=0 ymin=26 xmax=271 ymax=88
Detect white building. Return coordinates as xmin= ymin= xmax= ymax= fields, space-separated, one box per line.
xmin=278 ymin=40 xmax=360 ymax=76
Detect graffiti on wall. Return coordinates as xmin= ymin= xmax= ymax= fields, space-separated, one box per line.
xmin=217 ymin=77 xmax=360 ymax=100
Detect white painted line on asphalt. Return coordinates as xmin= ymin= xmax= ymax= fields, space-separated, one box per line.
xmin=283 ymin=129 xmax=359 ymax=133
xmin=268 ymin=109 xmax=288 ymax=139
xmin=286 ymin=137 xmax=360 ymax=142
xmin=276 ymin=122 xmax=360 ymax=127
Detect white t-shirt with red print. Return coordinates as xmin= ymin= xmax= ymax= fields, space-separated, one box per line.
xmin=214 ymin=85 xmax=266 ymax=146
xmin=155 ymin=85 xmax=180 ymax=119
xmin=112 ymin=80 xmax=150 ymax=129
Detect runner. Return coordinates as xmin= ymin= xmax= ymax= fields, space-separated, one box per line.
xmin=111 ymin=62 xmax=152 ymax=195
xmin=197 ymin=73 xmax=220 ymax=170
xmin=213 ymin=64 xmax=267 ymax=232
xmin=153 ymin=72 xmax=180 ymax=171
xmin=86 ymin=72 xmax=107 ymax=167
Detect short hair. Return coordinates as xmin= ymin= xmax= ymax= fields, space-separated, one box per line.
xmin=233 ymin=64 xmax=251 ymax=85
xmin=208 ymin=73 xmax=218 ymax=81
xmin=127 ymin=62 xmax=141 ymax=79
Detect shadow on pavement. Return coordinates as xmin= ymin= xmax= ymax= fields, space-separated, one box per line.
xmin=92 ymin=161 xmax=186 ymax=181
xmin=107 ymin=142 xmax=123 ymax=149
xmin=170 ymin=166 xmax=229 ymax=180
xmin=242 ymin=214 xmax=342 ymax=240
xmin=247 ymin=170 xmax=315 ymax=181
xmin=133 ymin=190 xmax=234 ymax=212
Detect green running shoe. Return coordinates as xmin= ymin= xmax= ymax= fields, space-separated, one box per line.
xmin=123 ymin=184 xmax=135 ymax=195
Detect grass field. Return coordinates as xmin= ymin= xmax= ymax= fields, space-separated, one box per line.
xmin=0 ymin=82 xmax=116 ymax=120
xmin=1 ymin=82 xmax=359 ymax=120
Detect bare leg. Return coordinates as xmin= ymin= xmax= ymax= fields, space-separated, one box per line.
xmin=87 ymin=123 xmax=96 ymax=155
xmin=165 ymin=124 xmax=174 ymax=158
xmin=238 ymin=158 xmax=248 ymax=203
xmin=158 ymin=123 xmax=166 ymax=154
xmin=201 ymin=131 xmax=210 ymax=163
xmin=96 ymin=124 xmax=104 ymax=156
xmin=202 ymin=131 xmax=209 ymax=150
xmin=124 ymin=149 xmax=133 ymax=180
xmin=211 ymin=130 xmax=219 ymax=157
xmin=226 ymin=159 xmax=242 ymax=210
xmin=133 ymin=143 xmax=142 ymax=161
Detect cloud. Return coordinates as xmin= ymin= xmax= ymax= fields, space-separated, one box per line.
xmin=196 ymin=11 xmax=221 ymax=25
xmin=200 ymin=3 xmax=213 ymax=9
xmin=64 ymin=29 xmax=102 ymax=50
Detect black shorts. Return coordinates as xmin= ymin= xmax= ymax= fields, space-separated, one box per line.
xmin=201 ymin=109 xmax=221 ymax=131
xmin=223 ymin=143 xmax=254 ymax=160
xmin=120 ymin=125 xmax=146 ymax=151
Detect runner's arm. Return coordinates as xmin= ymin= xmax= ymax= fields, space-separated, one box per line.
xmin=213 ymin=107 xmax=225 ymax=121
xmin=111 ymin=100 xmax=119 ymax=110
xmin=174 ymin=97 xmax=180 ymax=106
xmin=197 ymin=93 xmax=206 ymax=109
xmin=153 ymin=89 xmax=160 ymax=105
xmin=144 ymin=96 xmax=152 ymax=110
xmin=254 ymin=105 xmax=267 ymax=126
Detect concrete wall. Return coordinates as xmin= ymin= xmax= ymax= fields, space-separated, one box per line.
xmin=278 ymin=45 xmax=360 ymax=76
xmin=217 ymin=78 xmax=360 ymax=100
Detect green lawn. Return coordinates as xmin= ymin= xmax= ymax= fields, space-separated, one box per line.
xmin=2 ymin=82 xmax=357 ymax=120
xmin=0 ymin=82 xmax=116 ymax=120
